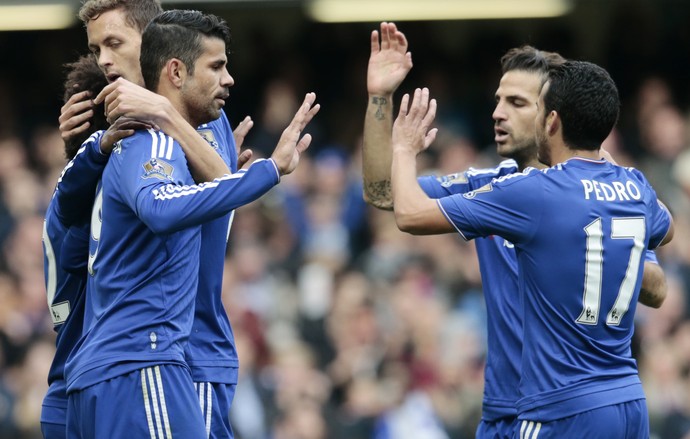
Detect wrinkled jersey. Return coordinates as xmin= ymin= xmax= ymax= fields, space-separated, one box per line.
xmin=437 ymin=158 xmax=671 ymax=421
xmin=66 ymin=127 xmax=279 ymax=392
xmin=419 ymin=159 xmax=522 ymax=420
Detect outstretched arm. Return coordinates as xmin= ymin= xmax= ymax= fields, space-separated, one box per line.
xmin=362 ymin=22 xmax=413 ymax=210
xmin=391 ymin=88 xmax=449 ymax=235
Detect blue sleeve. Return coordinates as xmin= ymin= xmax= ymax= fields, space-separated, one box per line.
xmin=418 ymin=160 xmax=520 ymax=198
xmin=648 ymin=198 xmax=672 ymax=249
xmin=436 ymin=171 xmax=541 ymax=244
xmin=117 ymin=130 xmax=280 ymax=235
xmin=53 ymin=131 xmax=108 ymax=226
xmin=644 ymin=250 xmax=658 ymax=264
xmin=59 ymin=224 xmax=90 ymax=275
xmin=634 ymin=170 xmax=672 ymax=249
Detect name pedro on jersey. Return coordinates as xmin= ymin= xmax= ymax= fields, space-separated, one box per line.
xmin=581 ymin=179 xmax=641 ymax=201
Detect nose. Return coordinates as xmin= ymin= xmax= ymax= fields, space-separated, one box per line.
xmin=97 ymin=49 xmax=112 ymax=71
xmin=492 ymin=101 xmax=505 ymax=122
xmin=221 ymin=69 xmax=234 ymax=88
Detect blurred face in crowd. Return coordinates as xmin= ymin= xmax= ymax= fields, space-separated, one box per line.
xmin=180 ymin=36 xmax=234 ymax=127
xmin=87 ymin=7 xmax=144 ymax=86
xmin=492 ymin=70 xmax=543 ymax=163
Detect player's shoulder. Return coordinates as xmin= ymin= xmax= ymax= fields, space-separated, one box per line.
xmin=436 ymin=159 xmax=519 ymax=188
xmin=117 ymin=129 xmax=178 ymax=157
xmin=202 ymin=111 xmax=231 ymax=132
xmin=492 ymin=164 xmax=543 ymax=187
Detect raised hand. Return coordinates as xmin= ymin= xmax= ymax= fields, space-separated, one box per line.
xmin=233 ymin=115 xmax=254 ymax=169
xmin=95 ymin=78 xmax=165 ymax=128
xmin=392 ymin=88 xmax=438 ymax=155
xmin=100 ymin=117 xmax=153 ymax=154
xmin=270 ymin=92 xmax=320 ymax=176
xmin=59 ymin=90 xmax=96 ymax=145
xmin=368 ymin=22 xmax=413 ymax=96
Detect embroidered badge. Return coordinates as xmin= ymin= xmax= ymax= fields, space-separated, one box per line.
xmin=439 ymin=172 xmax=468 ymax=187
xmin=462 ymin=183 xmax=493 ymax=199
xmin=198 ymin=129 xmax=219 ymax=149
xmin=142 ymin=158 xmax=174 ymax=181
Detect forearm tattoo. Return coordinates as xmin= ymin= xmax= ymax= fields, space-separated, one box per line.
xmin=364 ymin=179 xmax=393 ymax=210
xmin=371 ymin=96 xmax=388 ymax=121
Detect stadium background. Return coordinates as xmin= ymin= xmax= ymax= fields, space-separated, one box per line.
xmin=0 ymin=0 xmax=689 ymax=437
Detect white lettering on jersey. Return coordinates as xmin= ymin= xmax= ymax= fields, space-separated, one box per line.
xmin=581 ymin=179 xmax=641 ymax=201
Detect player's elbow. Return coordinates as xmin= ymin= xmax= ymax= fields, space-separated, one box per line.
xmin=140 ymin=211 xmax=183 ymax=235
xmin=363 ymin=190 xmax=394 ymax=211
xmin=394 ymin=209 xmax=425 ymax=235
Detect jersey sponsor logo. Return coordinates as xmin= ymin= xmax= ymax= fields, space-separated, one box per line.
xmin=113 ymin=140 xmax=123 ymax=155
xmin=581 ymin=179 xmax=642 ymax=201
xmin=462 ymin=183 xmax=493 ymax=199
xmin=50 ymin=300 xmax=71 ymax=325
xmin=198 ymin=129 xmax=219 ymax=150
xmin=142 ymin=158 xmax=174 ymax=181
xmin=438 ymin=172 xmax=468 ymax=187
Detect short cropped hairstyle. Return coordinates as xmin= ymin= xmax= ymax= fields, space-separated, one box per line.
xmin=140 ymin=9 xmax=231 ymax=92
xmin=63 ymin=55 xmax=109 ymax=160
xmin=544 ymin=60 xmax=620 ymax=151
xmin=501 ymin=45 xmax=565 ymax=82
xmin=78 ymin=0 xmax=163 ymax=33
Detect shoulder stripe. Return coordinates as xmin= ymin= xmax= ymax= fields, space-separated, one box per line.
xmin=55 ymin=130 xmax=104 ymax=194
xmin=148 ymin=129 xmax=157 ymax=159
xmin=165 ymin=135 xmax=173 ymax=160
xmin=147 ymin=129 xmax=176 ymax=160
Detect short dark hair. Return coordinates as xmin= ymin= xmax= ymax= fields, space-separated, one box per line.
xmin=544 ymin=60 xmax=620 ymax=151
xmin=501 ymin=45 xmax=565 ymax=82
xmin=78 ymin=0 xmax=163 ymax=33
xmin=140 ymin=9 xmax=231 ymax=91
xmin=501 ymin=45 xmax=565 ymax=93
xmin=63 ymin=55 xmax=109 ymax=159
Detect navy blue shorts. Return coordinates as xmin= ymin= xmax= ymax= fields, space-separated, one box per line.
xmin=516 ymin=399 xmax=649 ymax=439
xmin=41 ymin=395 xmax=67 ymax=439
xmin=194 ymin=382 xmax=237 ymax=439
xmin=67 ymin=364 xmax=206 ymax=439
xmin=476 ymin=416 xmax=518 ymax=439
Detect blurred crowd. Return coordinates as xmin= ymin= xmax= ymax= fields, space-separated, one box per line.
xmin=1 ymin=4 xmax=690 ymax=439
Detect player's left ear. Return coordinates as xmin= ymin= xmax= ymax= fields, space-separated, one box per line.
xmin=165 ymin=58 xmax=187 ymax=88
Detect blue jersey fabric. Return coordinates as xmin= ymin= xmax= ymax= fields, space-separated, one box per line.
xmin=65 ymin=126 xmax=280 ymax=393
xmin=419 ymin=159 xmax=522 ymax=421
xmin=188 ymin=112 xmax=240 ymax=384
xmin=42 ymin=132 xmax=108 ymax=431
xmin=437 ymin=157 xmax=671 ymax=422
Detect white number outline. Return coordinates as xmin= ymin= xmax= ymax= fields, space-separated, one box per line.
xmin=43 ymin=220 xmax=57 ymax=306
xmin=88 ymin=189 xmax=104 ymax=276
xmin=576 ymin=217 xmax=646 ymax=326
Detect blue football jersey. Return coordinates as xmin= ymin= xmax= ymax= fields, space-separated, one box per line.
xmin=188 ymin=111 xmax=241 ymax=384
xmin=65 ymin=127 xmax=280 ymax=393
xmin=42 ymin=132 xmax=108 ymax=407
xmin=437 ymin=157 xmax=671 ymax=422
xmin=419 ymin=159 xmax=522 ymax=420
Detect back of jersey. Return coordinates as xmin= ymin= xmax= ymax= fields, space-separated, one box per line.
xmin=516 ymin=158 xmax=671 ymax=420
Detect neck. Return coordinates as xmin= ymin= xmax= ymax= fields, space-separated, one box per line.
xmin=518 ymin=156 xmax=547 ymax=171
xmin=554 ymin=147 xmax=601 ymax=164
